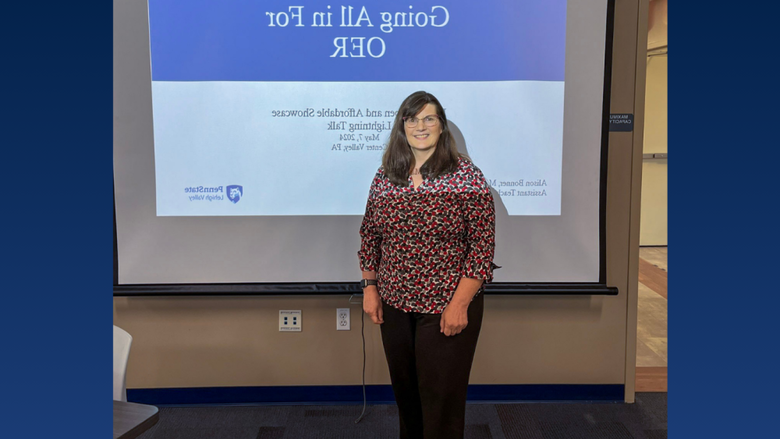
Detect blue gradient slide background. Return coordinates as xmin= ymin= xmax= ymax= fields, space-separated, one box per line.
xmin=149 ymin=0 xmax=566 ymax=82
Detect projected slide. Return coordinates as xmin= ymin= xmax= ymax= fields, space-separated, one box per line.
xmin=149 ymin=0 xmax=567 ymax=216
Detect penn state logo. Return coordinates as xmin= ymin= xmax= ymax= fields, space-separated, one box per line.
xmin=226 ymin=185 xmax=243 ymax=204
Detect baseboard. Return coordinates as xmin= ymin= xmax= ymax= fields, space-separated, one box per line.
xmin=127 ymin=384 xmax=625 ymax=406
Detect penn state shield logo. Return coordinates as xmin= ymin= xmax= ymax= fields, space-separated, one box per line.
xmin=226 ymin=185 xmax=243 ymax=204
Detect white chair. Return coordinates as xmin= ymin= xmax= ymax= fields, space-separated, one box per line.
xmin=113 ymin=325 xmax=133 ymax=401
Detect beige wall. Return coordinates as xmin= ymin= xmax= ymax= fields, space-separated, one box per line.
xmin=113 ymin=293 xmax=628 ymax=388
xmin=640 ymin=54 xmax=668 ymax=245
xmin=114 ymin=0 xmax=648 ymax=403
xmin=640 ymin=0 xmax=668 ymax=245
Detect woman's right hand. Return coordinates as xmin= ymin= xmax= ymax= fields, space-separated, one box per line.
xmin=362 ymin=286 xmax=384 ymax=324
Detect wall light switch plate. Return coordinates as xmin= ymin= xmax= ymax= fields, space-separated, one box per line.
xmin=337 ymin=308 xmax=350 ymax=331
xmin=280 ymin=310 xmax=302 ymax=332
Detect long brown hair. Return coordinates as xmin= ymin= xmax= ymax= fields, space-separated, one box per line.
xmin=382 ymin=91 xmax=463 ymax=186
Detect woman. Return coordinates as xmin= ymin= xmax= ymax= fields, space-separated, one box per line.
xmin=358 ymin=91 xmax=497 ymax=439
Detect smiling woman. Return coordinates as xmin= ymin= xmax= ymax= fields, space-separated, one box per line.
xmin=379 ymin=91 xmax=460 ymax=187
xmin=359 ymin=91 xmax=498 ymax=439
xmin=404 ymin=107 xmax=442 ymax=153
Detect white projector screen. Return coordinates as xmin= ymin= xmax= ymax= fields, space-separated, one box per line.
xmin=114 ymin=0 xmax=613 ymax=290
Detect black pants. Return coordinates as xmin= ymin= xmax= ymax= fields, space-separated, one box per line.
xmin=380 ymin=294 xmax=484 ymax=439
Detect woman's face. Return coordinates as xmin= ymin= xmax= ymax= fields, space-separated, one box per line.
xmin=404 ymin=103 xmax=442 ymax=153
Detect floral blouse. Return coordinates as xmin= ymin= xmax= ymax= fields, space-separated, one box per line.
xmin=358 ymin=157 xmax=497 ymax=313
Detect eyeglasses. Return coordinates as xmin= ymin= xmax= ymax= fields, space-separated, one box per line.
xmin=403 ymin=115 xmax=441 ymax=128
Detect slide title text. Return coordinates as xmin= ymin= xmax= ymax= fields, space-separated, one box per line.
xmin=264 ymin=5 xmax=450 ymax=58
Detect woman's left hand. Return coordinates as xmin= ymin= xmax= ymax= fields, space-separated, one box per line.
xmin=440 ymin=302 xmax=469 ymax=336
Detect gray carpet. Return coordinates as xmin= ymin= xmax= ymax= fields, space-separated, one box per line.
xmin=136 ymin=393 xmax=666 ymax=439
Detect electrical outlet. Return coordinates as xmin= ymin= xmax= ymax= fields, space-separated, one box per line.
xmin=279 ymin=310 xmax=302 ymax=332
xmin=337 ymin=308 xmax=350 ymax=331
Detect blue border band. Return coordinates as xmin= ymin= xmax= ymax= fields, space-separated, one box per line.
xmin=128 ymin=384 xmax=625 ymax=406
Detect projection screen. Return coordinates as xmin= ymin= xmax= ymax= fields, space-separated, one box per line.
xmin=113 ymin=0 xmax=614 ymax=293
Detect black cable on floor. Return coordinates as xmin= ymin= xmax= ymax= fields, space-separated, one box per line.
xmin=354 ymin=302 xmax=367 ymax=423
xmin=349 ymin=294 xmax=367 ymax=424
